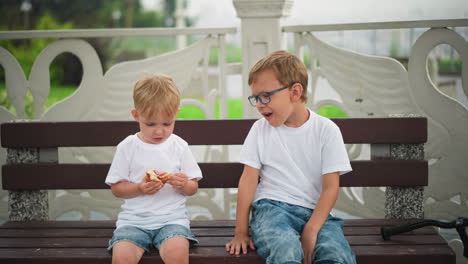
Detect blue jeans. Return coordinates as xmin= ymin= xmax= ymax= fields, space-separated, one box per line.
xmin=250 ymin=199 xmax=356 ymax=264
xmin=108 ymin=224 xmax=198 ymax=252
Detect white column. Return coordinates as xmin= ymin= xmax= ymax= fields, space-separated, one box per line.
xmin=176 ymin=0 xmax=186 ymax=49
xmin=233 ymin=0 xmax=294 ymax=118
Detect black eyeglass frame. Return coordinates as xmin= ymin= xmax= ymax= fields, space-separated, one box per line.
xmin=247 ymin=85 xmax=292 ymax=107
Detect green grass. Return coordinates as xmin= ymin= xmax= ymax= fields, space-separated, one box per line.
xmin=0 ymin=83 xmax=78 ymax=118
xmin=177 ymin=99 xmax=244 ymax=119
xmin=317 ymin=104 xmax=347 ymax=118
xmin=438 ymin=58 xmax=462 ymax=74
xmin=112 ymin=37 xmax=177 ymax=56
xmin=1 ymin=83 xmax=346 ymax=119
xmin=178 ymin=105 xmax=206 ymax=119
xmin=209 ymin=45 xmax=242 ymax=65
xmin=45 ymin=85 xmax=79 ymax=108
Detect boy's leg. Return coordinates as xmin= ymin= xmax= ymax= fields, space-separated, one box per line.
xmin=250 ymin=199 xmax=305 ymax=264
xmin=112 ymin=241 xmax=145 ymax=264
xmin=312 ymin=216 xmax=356 ymax=264
xmin=108 ymin=225 xmax=152 ymax=264
xmin=153 ymin=224 xmax=198 ymax=264
xmin=159 ymin=236 xmax=189 ymax=264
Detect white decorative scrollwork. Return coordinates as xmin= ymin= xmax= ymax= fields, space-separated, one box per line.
xmin=0 ymin=47 xmax=28 ymax=119
xmin=0 ymin=47 xmax=25 ymax=221
xmin=0 ymin=35 xmax=233 ymax=221
xmin=407 ymin=28 xmax=468 ymax=221
xmin=301 ymin=29 xmax=468 ymax=259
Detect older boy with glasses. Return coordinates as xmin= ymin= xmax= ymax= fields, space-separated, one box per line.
xmin=226 ymin=50 xmax=356 ymax=264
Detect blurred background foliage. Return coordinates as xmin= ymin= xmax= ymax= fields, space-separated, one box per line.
xmin=0 ymin=0 xmax=211 ymax=119
xmin=0 ymin=0 xmax=184 ymax=86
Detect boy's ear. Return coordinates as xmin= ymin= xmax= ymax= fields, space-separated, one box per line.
xmin=290 ymin=83 xmax=303 ymax=102
xmin=131 ymin=109 xmax=139 ymax=121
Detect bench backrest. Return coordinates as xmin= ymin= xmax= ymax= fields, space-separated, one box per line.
xmin=1 ymin=118 xmax=428 ymax=190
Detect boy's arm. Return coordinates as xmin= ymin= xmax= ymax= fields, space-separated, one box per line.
xmin=169 ymin=144 xmax=202 ymax=196
xmin=225 ymin=165 xmax=259 ymax=255
xmin=301 ymin=172 xmax=340 ymax=264
xmin=111 ymin=179 xmax=163 ymax=198
xmin=168 ymin=173 xmax=199 ymax=196
xmin=180 ymin=178 xmax=198 ymax=196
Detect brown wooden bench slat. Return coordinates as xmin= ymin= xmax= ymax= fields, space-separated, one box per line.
xmin=348 ymin=234 xmax=448 ymax=245
xmin=0 ymin=219 xmax=436 ymax=229
xmin=0 ymin=225 xmax=438 ymax=238
xmin=2 ymin=160 xmax=427 ymax=190
xmin=0 ymin=118 xmax=427 ymax=147
xmin=0 ymin=247 xmax=265 ymax=264
xmin=0 ymin=234 xmax=448 ymax=248
xmin=0 ymin=217 xmax=444 ymax=264
xmin=354 ymin=245 xmax=456 ymax=264
xmin=0 ymin=245 xmax=455 ymax=264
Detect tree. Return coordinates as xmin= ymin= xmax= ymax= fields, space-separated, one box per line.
xmin=0 ymin=1 xmax=182 ymax=86
xmin=163 ymin=0 xmax=193 ymax=27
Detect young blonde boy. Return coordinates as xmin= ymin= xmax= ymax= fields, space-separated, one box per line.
xmin=225 ymin=51 xmax=356 ymax=264
xmin=105 ymin=74 xmax=202 ymax=264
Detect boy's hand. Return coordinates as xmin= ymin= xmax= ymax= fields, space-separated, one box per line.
xmin=138 ymin=178 xmax=163 ymax=195
xmin=301 ymin=224 xmax=318 ymax=264
xmin=167 ymin=172 xmax=188 ymax=191
xmin=225 ymin=233 xmax=256 ymax=255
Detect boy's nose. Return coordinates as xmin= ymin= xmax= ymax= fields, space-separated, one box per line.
xmin=153 ymin=127 xmax=163 ymax=135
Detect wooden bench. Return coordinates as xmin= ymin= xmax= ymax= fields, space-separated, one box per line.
xmin=0 ymin=118 xmax=456 ymax=263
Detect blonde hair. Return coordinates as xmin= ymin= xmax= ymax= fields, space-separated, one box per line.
xmin=133 ymin=73 xmax=180 ymax=118
xmin=248 ymin=50 xmax=308 ymax=103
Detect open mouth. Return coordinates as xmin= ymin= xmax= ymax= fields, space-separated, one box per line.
xmin=262 ymin=112 xmax=273 ymax=119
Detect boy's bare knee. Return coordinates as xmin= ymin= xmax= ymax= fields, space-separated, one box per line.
xmin=112 ymin=241 xmax=145 ymax=264
xmin=159 ymin=236 xmax=189 ymax=264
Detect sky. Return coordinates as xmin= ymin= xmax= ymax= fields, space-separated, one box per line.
xmin=143 ymin=0 xmax=468 ymax=27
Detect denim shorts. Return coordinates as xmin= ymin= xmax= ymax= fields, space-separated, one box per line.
xmin=250 ymin=199 xmax=356 ymax=264
xmin=107 ymin=224 xmax=198 ymax=253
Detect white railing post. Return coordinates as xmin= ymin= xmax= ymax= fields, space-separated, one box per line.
xmin=218 ymin=34 xmax=227 ymax=119
xmin=233 ymin=0 xmax=294 ymax=118
xmin=176 ymin=0 xmax=186 ymax=50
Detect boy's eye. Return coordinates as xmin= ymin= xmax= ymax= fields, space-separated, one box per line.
xmin=145 ymin=123 xmax=156 ymax=127
xmin=163 ymin=122 xmax=172 ymax=126
xmin=259 ymin=93 xmax=270 ymax=100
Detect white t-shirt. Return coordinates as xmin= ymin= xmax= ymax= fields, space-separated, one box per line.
xmin=105 ymin=133 xmax=202 ymax=230
xmin=240 ymin=109 xmax=351 ymax=209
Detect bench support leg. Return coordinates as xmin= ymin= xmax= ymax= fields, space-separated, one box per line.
xmin=385 ymin=186 xmax=424 ymax=219
xmin=7 ymin=148 xmax=49 ymax=221
xmin=8 ymin=191 xmax=49 ymax=221
xmin=385 ymin=143 xmax=425 ymax=219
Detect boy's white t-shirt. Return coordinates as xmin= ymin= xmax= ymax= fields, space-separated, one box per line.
xmin=105 ymin=133 xmax=202 ymax=230
xmin=240 ymin=109 xmax=351 ymax=209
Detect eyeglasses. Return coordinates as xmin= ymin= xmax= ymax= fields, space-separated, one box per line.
xmin=248 ymin=85 xmax=291 ymax=107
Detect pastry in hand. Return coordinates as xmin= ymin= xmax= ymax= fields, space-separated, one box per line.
xmin=145 ymin=169 xmax=170 ymax=184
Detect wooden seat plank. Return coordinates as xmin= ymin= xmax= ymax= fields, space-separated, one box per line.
xmin=0 ymin=234 xmax=448 ymax=248
xmin=0 ymin=225 xmax=438 ymax=238
xmin=0 ymin=219 xmax=435 ymax=229
xmin=353 ymin=245 xmax=456 ymax=264
xmin=0 ymin=247 xmax=264 ymax=264
xmin=0 ymin=245 xmax=454 ymax=264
